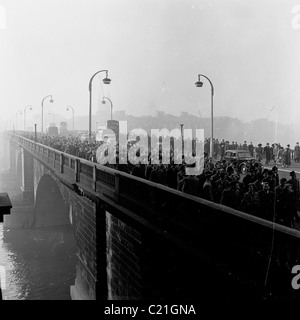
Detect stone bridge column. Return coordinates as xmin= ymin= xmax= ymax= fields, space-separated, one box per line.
xmin=9 ymin=139 xmax=17 ymax=175
xmin=20 ymin=148 xmax=34 ymax=203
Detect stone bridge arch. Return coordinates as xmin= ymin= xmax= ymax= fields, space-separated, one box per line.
xmin=35 ymin=174 xmax=71 ymax=227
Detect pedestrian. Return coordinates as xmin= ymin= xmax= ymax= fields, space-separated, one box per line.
xmin=241 ymin=183 xmax=260 ymax=216
xmin=294 ymin=142 xmax=300 ymax=163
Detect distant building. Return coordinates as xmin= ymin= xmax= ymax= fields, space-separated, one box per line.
xmin=60 ymin=122 xmax=68 ymax=136
xmin=48 ymin=125 xmax=58 ymax=136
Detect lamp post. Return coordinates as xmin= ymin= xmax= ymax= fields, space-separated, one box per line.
xmin=88 ymin=70 xmax=111 ymax=144
xmin=15 ymin=110 xmax=22 ymax=131
xmin=41 ymin=95 xmax=54 ymax=133
xmin=101 ymin=96 xmax=113 ymax=120
xmin=180 ymin=124 xmax=184 ymax=160
xmin=66 ymin=106 xmax=75 ymax=132
xmin=195 ymin=74 xmax=214 ymax=159
xmin=24 ymin=105 xmax=33 ymax=131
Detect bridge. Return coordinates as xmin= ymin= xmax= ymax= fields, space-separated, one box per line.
xmin=2 ymin=132 xmax=300 ymax=300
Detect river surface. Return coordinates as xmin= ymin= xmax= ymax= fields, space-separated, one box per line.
xmin=0 ymin=163 xmax=77 ymax=300
xmin=0 ymin=224 xmax=77 ymax=300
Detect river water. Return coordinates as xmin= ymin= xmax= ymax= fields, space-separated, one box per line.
xmin=0 ymin=224 xmax=77 ymax=300
xmin=0 ymin=175 xmax=77 ymax=300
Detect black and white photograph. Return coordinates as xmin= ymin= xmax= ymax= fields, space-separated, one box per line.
xmin=1 ymin=0 xmax=300 ymax=307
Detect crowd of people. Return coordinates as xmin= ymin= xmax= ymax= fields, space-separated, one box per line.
xmin=207 ymin=138 xmax=300 ymax=168
xmin=23 ymin=132 xmax=300 ymax=229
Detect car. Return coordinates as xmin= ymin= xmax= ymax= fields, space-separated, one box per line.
xmin=223 ymin=150 xmax=260 ymax=174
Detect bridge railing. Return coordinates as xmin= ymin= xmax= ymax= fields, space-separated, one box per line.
xmin=8 ymin=133 xmax=300 ymax=298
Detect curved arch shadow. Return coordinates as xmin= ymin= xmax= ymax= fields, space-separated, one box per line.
xmin=35 ymin=174 xmax=70 ymax=227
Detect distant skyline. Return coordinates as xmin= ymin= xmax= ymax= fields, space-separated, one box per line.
xmin=1 ymin=0 xmax=300 ymax=131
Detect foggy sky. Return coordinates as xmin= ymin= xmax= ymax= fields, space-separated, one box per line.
xmin=0 ymin=0 xmax=300 ymax=131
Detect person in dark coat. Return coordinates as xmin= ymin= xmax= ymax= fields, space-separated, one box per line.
xmin=242 ymin=168 xmax=256 ymax=190
xmin=287 ymin=170 xmax=300 ymax=217
xmin=276 ymin=184 xmax=297 ymax=228
xmin=182 ymin=175 xmax=200 ymax=197
xmin=202 ymin=171 xmax=214 ymax=201
xmin=294 ymin=142 xmax=300 ymax=163
xmin=220 ymin=180 xmax=241 ymax=210
xmin=258 ymin=182 xmax=275 ymax=221
xmin=271 ymin=166 xmax=279 ymax=188
xmin=264 ymin=143 xmax=272 ymax=165
xmin=256 ymin=144 xmax=263 ymax=161
xmin=241 ymin=183 xmax=260 ymax=216
xmin=283 ymin=145 xmax=291 ymax=167
xmin=214 ymin=170 xmax=229 ymax=203
xmin=248 ymin=142 xmax=254 ymax=157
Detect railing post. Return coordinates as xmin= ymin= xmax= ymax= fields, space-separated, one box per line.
xmin=75 ymin=159 xmax=80 ymax=183
xmin=93 ymin=165 xmax=97 ymax=191
xmin=53 ymin=152 xmax=56 ymax=168
xmin=60 ymin=153 xmax=64 ymax=174
xmin=47 ymin=148 xmax=49 ymax=163
xmin=114 ymin=173 xmax=120 ymax=203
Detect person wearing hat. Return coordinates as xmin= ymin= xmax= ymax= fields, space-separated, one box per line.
xmin=182 ymin=173 xmax=200 ymax=197
xmin=242 ymin=167 xmax=256 ymax=189
xmin=220 ymin=180 xmax=241 ymax=210
xmin=286 ymin=171 xmax=300 ymax=223
xmin=275 ymin=177 xmax=287 ymax=200
xmin=202 ymin=170 xmax=214 ymax=201
xmin=256 ymin=144 xmax=263 ymax=162
xmin=248 ymin=142 xmax=254 ymax=157
xmin=287 ymin=171 xmax=297 ymax=189
xmin=276 ymin=183 xmax=297 ymax=227
xmin=283 ymin=145 xmax=291 ymax=168
xmin=271 ymin=166 xmax=279 ymax=187
xmin=272 ymin=143 xmax=278 ymax=165
xmin=258 ymin=181 xmax=275 ymax=221
xmin=241 ymin=183 xmax=260 ymax=216
xmin=264 ymin=143 xmax=272 ymax=165
xmin=295 ymin=142 xmax=300 ymax=163
xmin=263 ymin=170 xmax=276 ymax=191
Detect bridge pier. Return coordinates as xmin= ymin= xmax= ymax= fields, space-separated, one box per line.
xmin=20 ymin=148 xmax=34 ymax=203
xmin=9 ymin=139 xmax=17 ymax=176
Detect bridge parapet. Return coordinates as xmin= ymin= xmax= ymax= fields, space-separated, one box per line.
xmin=7 ymin=133 xmax=300 ymax=299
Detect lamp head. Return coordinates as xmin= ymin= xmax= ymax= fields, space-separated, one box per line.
xmin=30 ymin=107 xmax=32 ymax=110
xmin=102 ymin=77 xmax=111 ymax=85
xmin=50 ymin=99 xmax=54 ymax=103
xmin=102 ymin=100 xmax=106 ymax=105
xmin=195 ymin=80 xmax=203 ymax=88
xmin=66 ymin=107 xmax=69 ymax=111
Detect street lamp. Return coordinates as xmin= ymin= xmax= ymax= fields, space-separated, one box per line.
xmin=88 ymin=70 xmax=111 ymax=144
xmin=195 ymin=74 xmax=214 ymax=159
xmin=41 ymin=95 xmax=54 ymax=133
xmin=15 ymin=110 xmax=22 ymax=131
xmin=24 ymin=105 xmax=33 ymax=131
xmin=66 ymin=106 xmax=75 ymax=132
xmin=180 ymin=124 xmax=184 ymax=160
xmin=101 ymin=96 xmax=113 ymax=120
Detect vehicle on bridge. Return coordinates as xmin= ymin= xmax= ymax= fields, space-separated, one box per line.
xmin=223 ymin=149 xmax=261 ymax=174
